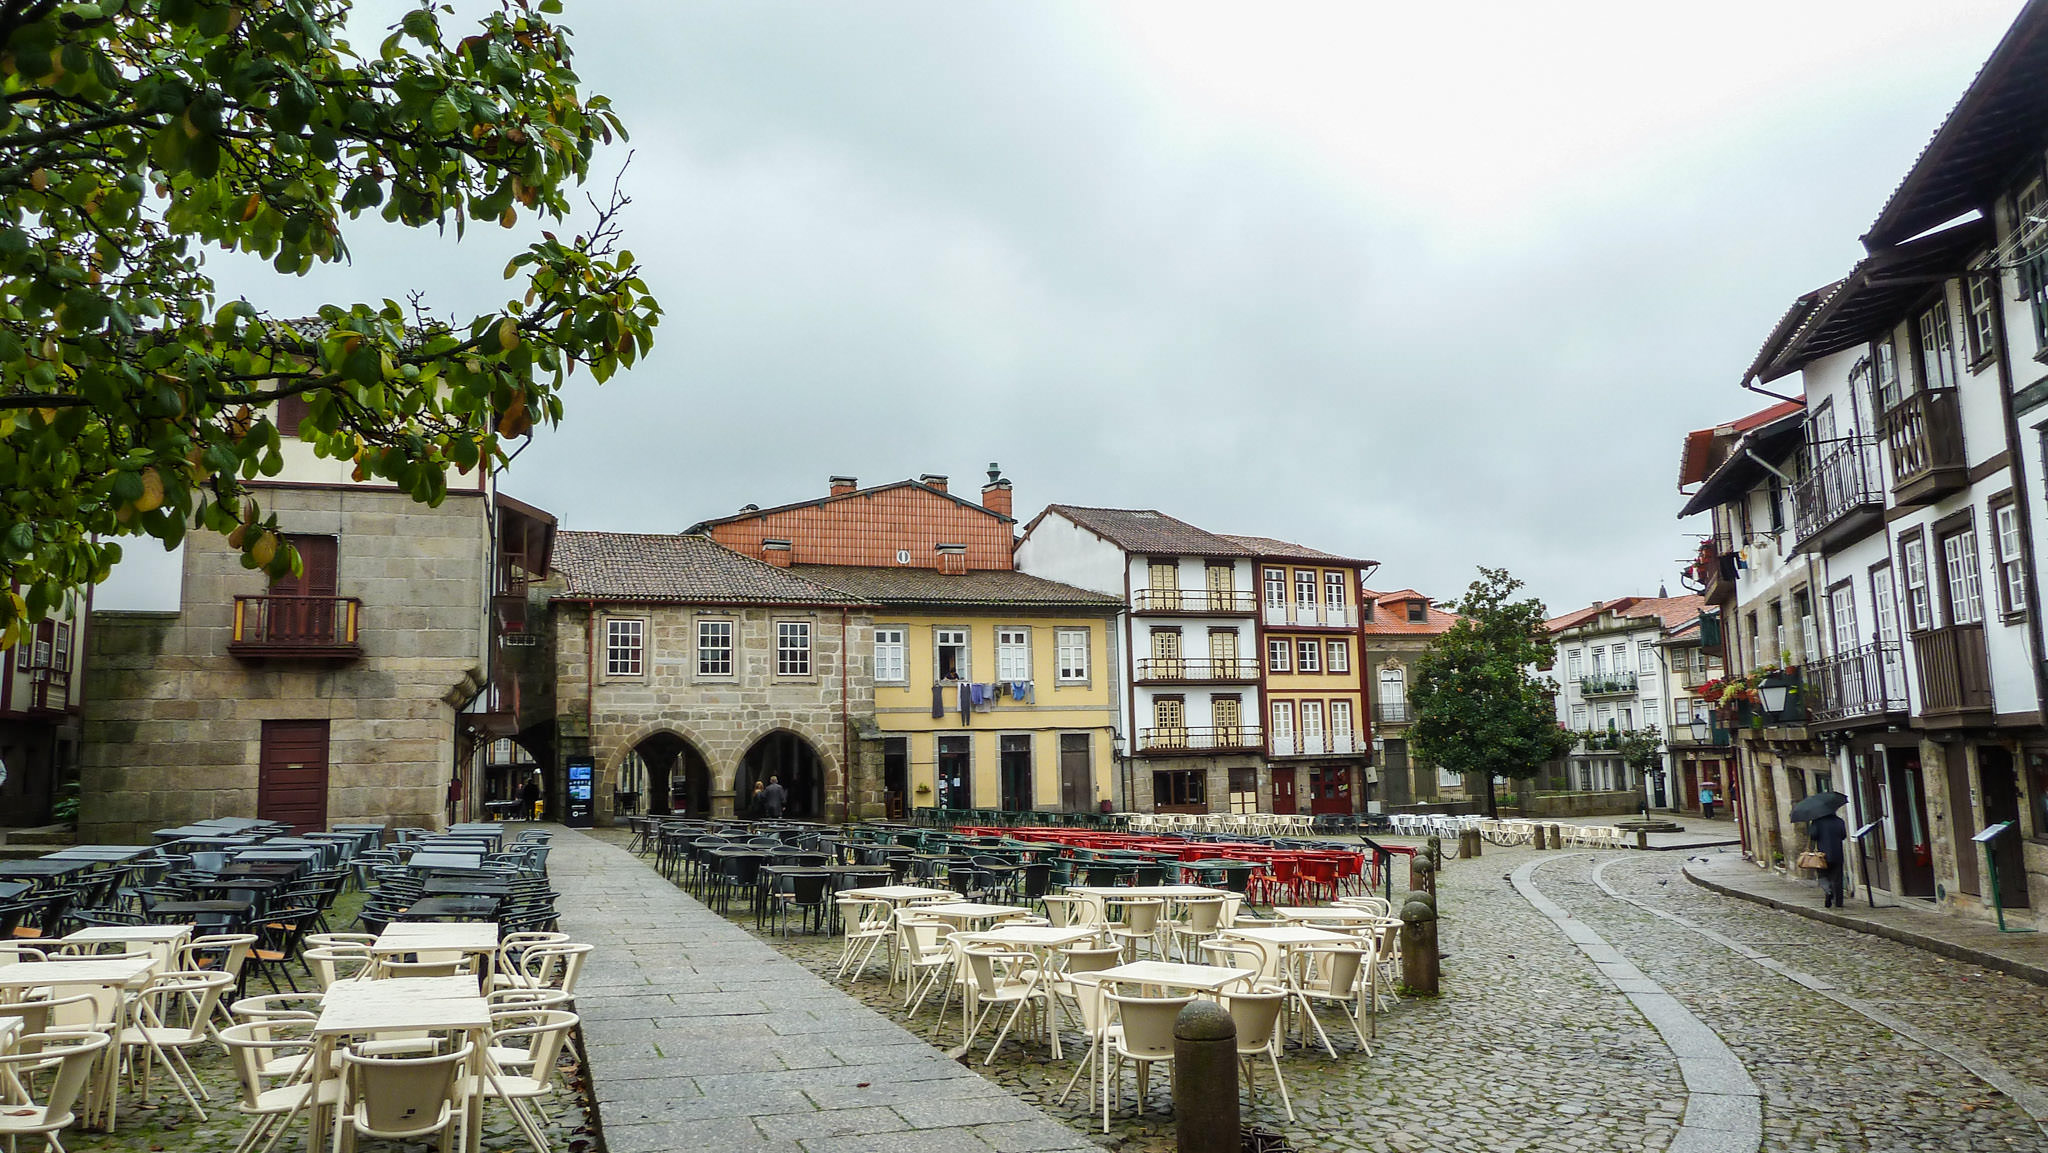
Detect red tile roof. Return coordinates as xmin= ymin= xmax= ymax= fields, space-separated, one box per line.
xmin=1677 ymin=399 xmax=1804 ymax=489
xmin=1545 ymin=594 xmax=1706 ymax=636
xmin=1031 ymin=506 xmax=1373 ymax=567
xmin=1359 ymin=588 xmax=1460 ymax=636
xmin=690 ymin=480 xmax=1017 ymax=571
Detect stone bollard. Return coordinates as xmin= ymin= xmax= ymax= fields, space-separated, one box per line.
xmin=1408 ymin=851 xmax=1436 ymax=897
xmin=1531 ymin=823 xmax=1548 ymax=850
xmin=1635 ymin=828 xmax=1649 ymax=851
xmin=1463 ymin=828 xmax=1482 ymax=858
xmin=1400 ymin=895 xmax=1440 ymax=997
xmin=1173 ymin=1000 xmax=1239 ymax=1153
xmin=1547 ymin=823 xmax=1563 ymax=850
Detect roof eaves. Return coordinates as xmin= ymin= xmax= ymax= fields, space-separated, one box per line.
xmin=686 ymin=478 xmax=1015 ymax=534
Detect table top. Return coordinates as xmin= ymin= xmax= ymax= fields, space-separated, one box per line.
xmin=0 ymin=881 xmax=29 ymax=900
xmin=44 ymin=845 xmax=157 ymax=861
xmin=912 ymin=902 xmax=1034 ymax=922
xmin=63 ymin=924 xmax=194 ymax=945
xmin=0 ymin=955 xmax=156 ymax=989
xmin=406 ymin=896 xmax=501 ymax=919
xmin=1092 ymin=960 xmax=1257 ymax=993
xmin=423 ymin=877 xmax=514 ymax=896
xmin=1222 ymin=925 xmax=1355 ymax=945
xmin=962 ymin=925 xmax=1099 ymax=949
xmin=373 ymin=921 xmax=499 ymax=953
xmin=1272 ymin=907 xmax=1383 ymax=922
xmin=194 ymin=817 xmax=278 ymax=831
xmin=149 ymin=900 xmax=252 ymax=916
xmin=837 ymin=885 xmax=955 ymax=902
xmin=409 ymin=852 xmax=485 ymax=870
xmin=1067 ymin=885 xmax=1226 ymax=899
xmin=316 ymin=975 xmax=489 ymax=1035
xmin=215 ymin=863 xmax=301 ymax=878
xmin=0 ymin=859 xmax=93 ymax=878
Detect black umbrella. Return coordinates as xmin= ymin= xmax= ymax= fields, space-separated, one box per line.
xmin=1790 ymin=790 xmax=1848 ymax=824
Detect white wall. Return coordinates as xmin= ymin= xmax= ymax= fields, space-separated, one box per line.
xmin=1014 ymin=512 xmax=1127 ymax=596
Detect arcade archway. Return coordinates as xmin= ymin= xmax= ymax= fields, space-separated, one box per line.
xmin=736 ymin=731 xmax=826 ymax=819
xmin=627 ymin=731 xmax=713 ymax=816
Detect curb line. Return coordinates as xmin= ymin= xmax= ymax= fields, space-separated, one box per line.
xmin=1681 ymin=864 xmax=2048 ymax=989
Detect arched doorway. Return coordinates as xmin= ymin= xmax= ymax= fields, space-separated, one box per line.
xmin=627 ymin=732 xmax=713 ymax=816
xmin=737 ymin=731 xmax=826 ymax=819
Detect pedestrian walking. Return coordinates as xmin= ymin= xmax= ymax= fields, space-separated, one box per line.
xmin=762 ymin=775 xmax=787 ymax=820
xmin=521 ymin=774 xmax=542 ymax=822
xmin=749 ymin=780 xmax=766 ymax=817
xmin=1810 ymin=810 xmax=1849 ymax=908
xmin=445 ymin=774 xmax=463 ymax=827
xmin=1699 ymin=784 xmax=1716 ymax=820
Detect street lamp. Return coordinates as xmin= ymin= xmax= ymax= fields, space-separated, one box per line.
xmin=1689 ymin=716 xmax=1714 ymax=744
xmin=1757 ymin=679 xmax=1791 ymax=721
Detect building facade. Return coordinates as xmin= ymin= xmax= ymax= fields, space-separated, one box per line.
xmin=0 ymin=592 xmax=90 ymax=825
xmin=1544 ymin=595 xmax=1700 ymax=806
xmin=1358 ymin=589 xmax=1463 ymax=808
xmin=1658 ymin=612 xmax=1732 ymax=816
xmin=1014 ymin=506 xmax=1374 ymax=817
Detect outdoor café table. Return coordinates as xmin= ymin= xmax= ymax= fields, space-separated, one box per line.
xmin=1090 ymin=959 xmax=1257 ymax=998
xmin=0 ymin=953 xmax=158 ymax=1130
xmin=405 ymin=896 xmax=502 ymax=921
xmin=215 ymin=861 xmax=302 ymax=879
xmin=0 ymin=880 xmax=26 ymax=901
xmin=147 ymin=899 xmax=253 ymax=933
xmin=912 ymin=902 xmax=1036 ymax=932
xmin=371 ymin=920 xmax=500 ymax=981
xmin=1065 ymin=885 xmax=1226 ymax=900
xmin=1273 ymin=906 xmax=1384 ymax=927
xmin=194 ymin=817 xmax=276 ymax=831
xmin=61 ymin=923 xmax=193 ymax=966
xmin=408 ymin=851 xmax=485 ymax=871
xmin=836 ymin=884 xmax=954 ymax=906
xmin=960 ymin=923 xmax=1101 ymax=1055
xmin=43 ymin=845 xmax=157 ymax=863
xmin=423 ymin=877 xmax=515 ymax=897
xmin=0 ymin=858 xmax=94 ymax=885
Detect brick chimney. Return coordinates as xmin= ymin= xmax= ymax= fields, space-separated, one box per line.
xmin=980 ymin=461 xmax=1012 ymax=518
xmin=936 ymin=543 xmax=967 ymax=575
xmin=762 ymin=539 xmax=793 ymax=568
xmin=828 ymin=476 xmax=857 ymax=497
xmin=919 ymin=473 xmax=949 ymax=493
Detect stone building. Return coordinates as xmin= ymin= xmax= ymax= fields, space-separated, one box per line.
xmin=1358 ymin=588 xmax=1461 ymax=809
xmin=0 ymin=590 xmax=90 ymax=825
xmin=77 ymin=438 xmax=531 ymax=838
xmin=546 ymin=532 xmax=880 ymax=823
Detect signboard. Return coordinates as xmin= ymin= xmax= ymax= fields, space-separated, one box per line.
xmin=1972 ymin=821 xmax=2013 ymax=844
xmin=565 ymin=757 xmax=595 ymax=828
xmin=1853 ymin=820 xmax=1882 ymax=840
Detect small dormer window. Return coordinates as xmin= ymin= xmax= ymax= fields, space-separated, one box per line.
xmin=1407 ymin=599 xmax=1426 ymax=623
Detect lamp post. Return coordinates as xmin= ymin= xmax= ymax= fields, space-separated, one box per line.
xmin=1757 ymin=679 xmax=1791 ymax=722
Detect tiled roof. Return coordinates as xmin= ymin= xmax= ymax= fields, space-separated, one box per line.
xmin=687 ymin=478 xmax=1013 ymax=532
xmin=1216 ymin=534 xmax=1374 ymax=567
xmin=1546 ymin=595 xmax=1706 ymax=636
xmin=551 ymin=532 xmax=866 ymax=604
xmin=1677 ymin=399 xmax=1805 ymax=490
xmin=788 ymin=565 xmax=1123 ymax=610
xmin=1040 ymin=506 xmax=1250 ymax=556
xmin=1359 ymin=588 xmax=1460 ymax=636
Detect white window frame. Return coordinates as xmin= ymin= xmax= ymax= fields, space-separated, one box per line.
xmin=1638 ymin=644 xmax=1656 ymax=676
xmin=605 ymin=618 xmax=644 ymax=678
xmin=52 ymin=622 xmax=71 ymax=673
xmin=1918 ymin=301 xmax=1957 ymax=390
xmin=1566 ymin=648 xmax=1582 ymax=680
xmin=1267 ymin=638 xmax=1291 ymax=673
xmin=1270 ymin=700 xmax=1296 ymax=743
xmin=1331 ymin=699 xmax=1353 ymax=744
xmin=1874 ymin=336 xmax=1902 ymax=411
xmin=1055 ymin=628 xmax=1089 ymax=683
xmin=1296 ymin=638 xmax=1320 ymax=673
xmin=1294 ymin=570 xmax=1316 ymax=608
xmin=1263 ymin=568 xmax=1287 ymax=610
xmin=1904 ymin=537 xmax=1933 ymax=631
xmin=1378 ymin=666 xmax=1405 ymax=707
xmin=1569 ymin=703 xmax=1587 ymax=729
xmin=996 ymin=627 xmax=1031 ymax=681
xmin=1323 ymin=572 xmax=1345 ymax=611
xmin=1326 ymin=639 xmax=1349 ymax=673
xmin=776 ymin=620 xmax=812 ymax=677
xmin=697 ymin=618 xmax=734 ymax=678
xmin=1996 ymin=504 xmax=2027 ymax=617
xmin=1644 ymin=700 xmax=1660 ymax=729
xmin=1967 ymin=268 xmax=1997 ymax=363
xmin=1300 ymin=700 xmax=1325 ymax=750
xmin=1942 ymin=528 xmax=1985 ymax=626
xmin=935 ymin=627 xmax=970 ymax=681
xmin=874 ymin=626 xmax=907 ymax=685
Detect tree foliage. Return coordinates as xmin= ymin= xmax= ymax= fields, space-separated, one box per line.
xmin=1611 ymin=725 xmax=1665 ymax=778
xmin=0 ymin=0 xmax=659 ymax=645
xmin=1408 ymin=567 xmax=1576 ymax=811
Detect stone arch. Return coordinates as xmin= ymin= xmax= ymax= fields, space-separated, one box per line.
xmin=604 ymin=723 xmax=717 ymax=816
xmin=730 ymin=724 xmax=839 ymax=821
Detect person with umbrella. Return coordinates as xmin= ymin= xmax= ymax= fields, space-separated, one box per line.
xmin=1793 ymin=790 xmax=1850 ymax=907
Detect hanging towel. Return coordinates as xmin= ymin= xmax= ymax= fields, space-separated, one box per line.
xmin=932 ymin=684 xmax=946 ymax=719
xmin=1025 ymin=680 xmax=1035 ymax=705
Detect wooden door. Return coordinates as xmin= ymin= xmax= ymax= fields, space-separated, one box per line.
xmin=1271 ymin=767 xmax=1297 ymax=814
xmin=1889 ymin=749 xmax=1935 ymax=897
xmin=1977 ymin=746 xmax=2027 ymax=906
xmin=258 ymin=720 xmax=330 ymax=833
xmin=1213 ymin=696 xmax=1242 ymax=744
xmin=999 ymin=735 xmax=1032 ymax=813
xmin=1209 ymin=629 xmax=1237 ymax=674
xmin=1059 ymin=734 xmax=1091 ymax=813
xmin=1945 ymin=758 xmax=1980 ymax=895
xmin=1151 ymin=629 xmax=1182 ymax=679
xmin=270 ymin=535 xmax=338 ymax=643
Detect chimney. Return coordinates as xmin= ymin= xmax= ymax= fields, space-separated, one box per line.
xmin=762 ymin=539 xmax=792 ymax=568
xmin=829 ymin=475 xmax=857 ymax=497
xmin=980 ymin=461 xmax=1012 ymax=518
xmin=920 ymin=473 xmax=949 ymax=493
xmin=936 ymin=543 xmax=967 ymax=575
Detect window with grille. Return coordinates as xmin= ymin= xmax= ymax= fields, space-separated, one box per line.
xmin=777 ymin=620 xmax=811 ymax=676
xmin=1903 ymin=538 xmax=1933 ymax=631
xmin=1296 ymin=639 xmax=1319 ymax=673
xmin=1326 ymin=639 xmax=1349 ymax=673
xmin=1268 ymin=638 xmax=1291 ymax=673
xmin=874 ymin=627 xmax=906 ymax=683
xmin=1941 ymin=528 xmax=1984 ymax=626
xmin=605 ymin=618 xmax=643 ymax=677
xmin=1995 ymin=504 xmax=2027 ymax=617
xmin=1056 ymin=628 xmax=1089 ymax=682
xmin=997 ymin=628 xmax=1030 ymax=681
xmin=698 ymin=619 xmax=734 ymax=677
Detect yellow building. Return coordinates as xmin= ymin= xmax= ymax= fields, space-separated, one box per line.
xmin=790 ymin=565 xmax=1122 ymax=816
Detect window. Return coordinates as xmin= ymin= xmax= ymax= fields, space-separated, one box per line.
xmin=1612 ymin=643 xmax=1629 ymax=671
xmin=1570 ymin=704 xmax=1587 ymax=729
xmin=997 ymin=628 xmax=1030 ymax=681
xmin=1639 ymin=645 xmax=1656 ymax=676
xmin=1267 ymin=638 xmax=1291 ymax=673
xmin=873 ymin=627 xmax=906 ymax=684
xmin=1903 ymin=536 xmax=1933 ymax=631
xmin=697 ymin=619 xmax=734 ymax=677
xmin=1995 ymin=503 xmax=2027 ymax=617
xmin=1270 ymin=700 xmax=1296 ymax=746
xmin=1331 ymin=699 xmax=1353 ymax=744
xmin=936 ymin=628 xmax=969 ymax=680
xmin=1263 ymin=569 xmax=1287 ymax=610
xmin=1324 ymin=572 xmax=1345 ymax=612
xmin=1056 ymin=628 xmax=1089 ymax=682
xmin=1619 ymin=705 xmax=1634 ymax=728
xmin=1967 ymin=268 xmax=1998 ymax=364
xmin=1301 ymin=700 xmax=1325 ymax=750
xmin=1941 ymin=527 xmax=1985 ymax=626
xmin=1917 ymin=301 xmax=1957 ymax=390
xmin=1149 ymin=560 xmax=1179 ymax=590
xmin=1326 ymin=639 xmax=1349 ymax=673
xmin=1644 ymin=700 xmax=1660 ymax=729
xmin=1595 ymin=704 xmax=1612 ymax=729
xmin=776 ymin=621 xmax=811 ymax=676
xmin=1566 ymin=648 xmax=1582 ymax=680
xmin=1873 ymin=336 xmax=1902 ymax=411
xmin=1591 ymin=647 xmax=1607 ymax=676
xmin=605 ymin=618 xmax=643 ymax=677
xmin=52 ymin=622 xmax=70 ymax=673
xmin=1155 ymin=770 xmax=1205 ymax=809
xmin=1153 ymin=696 xmax=1186 ymax=735
xmin=1828 ymin=582 xmax=1859 ymax=653
xmin=1361 ymin=598 xmax=1374 ymax=622
xmin=1294 ymin=571 xmax=1316 ymax=609
xmin=1406 ymin=599 xmax=1426 ymax=623
xmin=1296 ymin=639 xmax=1320 ymax=673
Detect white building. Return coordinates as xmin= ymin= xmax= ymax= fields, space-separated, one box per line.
xmin=1544 ymin=595 xmax=1700 ymax=805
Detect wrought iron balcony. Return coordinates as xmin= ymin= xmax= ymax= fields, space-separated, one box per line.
xmin=1373 ymin=700 xmax=1412 ymax=725
xmin=1271 ymin=730 xmax=1360 ymax=757
xmin=1806 ymin=641 xmax=1908 ymax=726
xmin=1131 ymin=589 xmax=1258 ymax=615
xmin=1912 ymin=622 xmax=1992 ymax=722
xmin=1794 ymin=436 xmax=1885 ymax=552
xmin=1133 ymin=657 xmax=1261 ymax=683
xmin=229 ymin=595 xmax=363 ymax=660
xmin=1578 ymin=672 xmax=1638 ymax=697
xmin=1882 ymin=388 xmax=1967 ymax=505
xmin=1133 ymin=725 xmax=1263 ymax=755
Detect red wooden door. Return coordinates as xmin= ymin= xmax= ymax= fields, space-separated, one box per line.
xmin=270 ymin=535 xmax=338 ymax=643
xmin=1271 ymin=769 xmax=1297 ymax=815
xmin=259 ymin=720 xmax=330 ymax=833
xmin=1308 ymin=766 xmax=1351 ymax=814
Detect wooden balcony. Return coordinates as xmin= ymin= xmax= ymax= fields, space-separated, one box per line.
xmin=1912 ymin=623 xmax=1992 ymax=725
xmin=1685 ymin=537 xmax=1740 ymax=606
xmin=1806 ymin=641 xmax=1908 ymax=727
xmin=1130 ymin=589 xmax=1257 ymax=615
xmin=1134 ymin=726 xmax=1263 ymax=755
xmin=1133 ymin=657 xmax=1261 ymax=684
xmin=1794 ymin=437 xmax=1885 ymax=552
xmin=229 ymin=595 xmax=363 ymax=661
xmin=1883 ymin=388 xmax=1967 ymax=506
xmin=19 ymin=662 xmax=71 ymax=714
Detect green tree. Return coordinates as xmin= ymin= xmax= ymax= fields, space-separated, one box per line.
xmin=1612 ymin=724 xmax=1666 ymax=810
xmin=1408 ymin=567 xmax=1576 ymax=818
xmin=0 ymin=0 xmax=659 ymax=647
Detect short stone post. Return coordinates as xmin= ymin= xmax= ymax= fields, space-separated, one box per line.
xmin=1400 ymin=895 xmax=1440 ymax=997
xmin=1426 ymin=834 xmax=1444 ymax=871
xmin=1531 ymin=823 xmax=1548 ymax=850
xmin=1462 ymin=828 xmax=1482 ymax=858
xmin=1635 ymin=828 xmax=1649 ymax=851
xmin=1408 ymin=851 xmax=1436 ymax=897
xmin=1173 ymin=1000 xmax=1239 ymax=1153
xmin=1546 ymin=823 xmax=1563 ymax=850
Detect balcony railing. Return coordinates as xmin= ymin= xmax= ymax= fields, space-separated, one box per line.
xmin=1684 ymin=534 xmax=1741 ymax=605
xmin=1271 ymin=730 xmax=1360 ymax=757
xmin=1131 ymin=589 xmax=1258 ymax=615
xmin=1261 ymin=603 xmax=1357 ymax=629
xmin=1882 ymin=388 xmax=1967 ymax=505
xmin=1373 ymin=700 xmax=1411 ymax=725
xmin=1134 ymin=725 xmax=1263 ymax=755
xmin=1806 ymin=641 xmax=1908 ymax=725
xmin=1133 ymin=657 xmax=1261 ymax=683
xmin=19 ymin=662 xmax=70 ymax=713
xmin=1913 ymin=622 xmax=1993 ymax=719
xmin=1794 ymin=436 xmax=1885 ymax=550
xmin=229 ymin=595 xmax=363 ymax=660
xmin=1578 ymin=672 xmax=1638 ymax=697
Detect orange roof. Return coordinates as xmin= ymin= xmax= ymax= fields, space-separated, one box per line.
xmin=1546 ymin=594 xmax=1705 ymax=635
xmin=1677 ymin=399 xmax=1803 ymax=489
xmin=1360 ymin=588 xmax=1460 ymax=636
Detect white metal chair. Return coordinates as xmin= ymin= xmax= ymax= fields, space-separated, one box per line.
xmin=119 ymin=970 xmax=234 ymax=1119
xmin=1223 ymin=987 xmax=1294 ymax=1123
xmin=1287 ymin=943 xmax=1369 ymax=1057
xmin=333 ymin=1041 xmax=474 ymax=1153
xmin=469 ymin=1009 xmax=578 ymax=1146
xmin=0 ymin=1031 xmax=111 ymax=1153
xmin=833 ymin=897 xmax=892 ymax=983
xmin=958 ymin=947 xmax=1049 ymax=1065
xmin=1168 ymin=897 xmax=1227 ymax=963
xmin=217 ymin=1019 xmax=343 ymax=1153
xmin=1102 ymin=993 xmax=1191 ymax=1129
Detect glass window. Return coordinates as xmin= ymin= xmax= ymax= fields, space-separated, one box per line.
xmin=777 ymin=620 xmax=811 ymax=676
xmin=1918 ymin=302 xmax=1957 ymax=390
xmin=1270 ymin=700 xmax=1295 ymax=743
xmin=1406 ymin=599 xmax=1426 ymax=623
xmin=697 ymin=619 xmax=733 ymax=677
xmin=1301 ymin=700 xmax=1325 ymax=749
xmin=1967 ymin=269 xmax=1997 ymax=363
xmin=1056 ymin=628 xmax=1089 ymax=682
xmin=873 ymin=627 xmax=906 ymax=683
xmin=1324 ymin=572 xmax=1345 ymax=610
xmin=1941 ymin=528 xmax=1985 ymax=626
xmin=1570 ymin=703 xmax=1587 ymax=729
xmin=1296 ymin=639 xmax=1320 ymax=673
xmin=1903 ymin=538 xmax=1933 ymax=631
xmin=1566 ymin=648 xmax=1582 ymax=679
xmin=52 ymin=622 xmax=70 ymax=673
xmin=1263 ymin=568 xmax=1287 ymax=609
xmin=1326 ymin=639 xmax=1349 ymax=673
xmin=1294 ymin=571 xmax=1316 ymax=608
xmin=1639 ymin=645 xmax=1656 ymax=676
xmin=936 ymin=628 xmax=969 ymax=680
xmin=996 ymin=628 xmax=1030 ymax=681
xmin=1644 ymin=700 xmax=1660 ymax=729
xmin=1874 ymin=336 xmax=1902 ymax=411
xmin=605 ymin=618 xmax=643 ymax=677
xmin=1155 ymin=770 xmax=1205 ymax=808
xmin=1996 ymin=505 xmax=2027 ymax=617
xmin=1331 ymin=700 xmax=1353 ymax=743
xmin=1267 ymin=638 xmax=1291 ymax=673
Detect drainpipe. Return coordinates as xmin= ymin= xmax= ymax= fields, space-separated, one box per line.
xmin=840 ymin=606 xmax=851 ymax=823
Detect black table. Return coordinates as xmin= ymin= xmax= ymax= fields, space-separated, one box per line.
xmin=405 ymin=896 xmax=501 ymax=920
xmin=0 ymin=881 xmax=29 ymax=901
xmin=149 ymin=899 xmax=253 ymax=931
xmin=422 ymin=878 xmax=514 ymax=897
xmin=0 ymin=860 xmax=94 ymax=884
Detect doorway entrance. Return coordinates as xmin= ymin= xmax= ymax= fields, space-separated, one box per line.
xmin=1308 ymin=765 xmax=1351 ymax=814
xmin=936 ymin=735 xmax=971 ymax=810
xmin=632 ymin=732 xmax=711 ymax=816
xmin=258 ymin=720 xmax=329 ymax=833
xmin=884 ymin=738 xmax=909 ymax=820
xmin=1271 ymin=767 xmax=1297 ymax=815
xmin=1945 ymin=754 xmax=1980 ymax=896
xmin=999 ymin=734 xmax=1032 ymax=813
xmin=1850 ymin=748 xmax=1889 ymax=891
xmin=1059 ymin=734 xmax=1091 ymax=813
xmin=1888 ymin=747 xmax=1935 ymax=898
xmin=738 ymin=731 xmax=826 ymax=818
xmin=1978 ymin=746 xmax=2029 ymax=907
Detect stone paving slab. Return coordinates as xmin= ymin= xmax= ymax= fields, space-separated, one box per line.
xmin=1683 ymin=846 xmax=2048 ymax=987
xmin=546 ymin=825 xmax=1101 ymax=1153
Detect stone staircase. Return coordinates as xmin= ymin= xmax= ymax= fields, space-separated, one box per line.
xmin=0 ymin=825 xmax=75 ymax=860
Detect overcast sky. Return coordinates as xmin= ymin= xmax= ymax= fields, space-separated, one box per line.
xmin=97 ymin=0 xmax=2032 ymax=617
